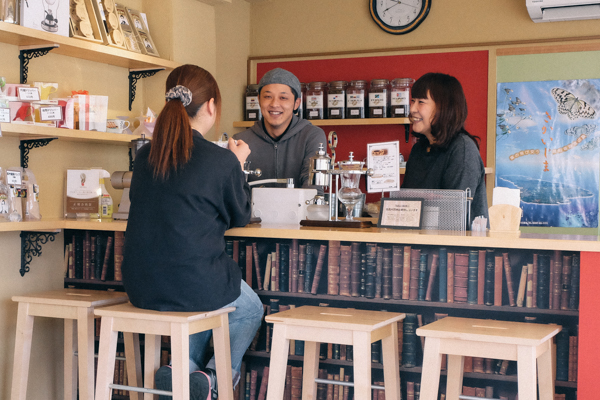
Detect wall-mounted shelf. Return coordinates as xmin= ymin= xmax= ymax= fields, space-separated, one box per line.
xmin=232 ymin=117 xmax=411 ymax=128
xmin=0 ymin=218 xmax=127 ymax=233
xmin=1 ymin=123 xmax=141 ymax=145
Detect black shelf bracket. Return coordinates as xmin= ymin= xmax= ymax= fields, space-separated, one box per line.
xmin=19 ymin=45 xmax=59 ymax=84
xmin=20 ymin=231 xmax=57 ymax=276
xmin=129 ymin=68 xmax=165 ymax=111
xmin=20 ymin=138 xmax=57 ymax=169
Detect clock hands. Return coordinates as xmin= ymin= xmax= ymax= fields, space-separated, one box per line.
xmin=385 ymin=0 xmax=418 ymax=10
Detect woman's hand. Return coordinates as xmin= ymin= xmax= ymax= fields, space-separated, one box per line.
xmin=228 ymin=138 xmax=251 ymax=167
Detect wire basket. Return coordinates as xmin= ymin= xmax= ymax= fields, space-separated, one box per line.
xmin=390 ymin=188 xmax=470 ymax=231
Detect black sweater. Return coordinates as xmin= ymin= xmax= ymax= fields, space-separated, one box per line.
xmin=122 ymin=131 xmax=251 ymax=312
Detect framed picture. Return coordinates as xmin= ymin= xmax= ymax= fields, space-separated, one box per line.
xmin=69 ymin=0 xmax=104 ymax=44
xmin=114 ymin=5 xmax=142 ymax=53
xmin=377 ymin=197 xmax=424 ymax=229
xmin=127 ymin=8 xmax=159 ymax=57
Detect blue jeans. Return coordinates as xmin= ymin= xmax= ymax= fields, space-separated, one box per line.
xmin=188 ymin=280 xmax=263 ymax=386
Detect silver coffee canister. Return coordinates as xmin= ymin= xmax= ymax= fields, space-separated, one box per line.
xmin=308 ymin=143 xmax=332 ymax=187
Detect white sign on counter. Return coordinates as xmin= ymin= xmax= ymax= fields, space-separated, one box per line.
xmin=367 ymin=140 xmax=400 ymax=193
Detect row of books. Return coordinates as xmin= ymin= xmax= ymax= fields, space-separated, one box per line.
xmin=64 ymin=230 xmax=125 ymax=282
xmin=226 ymin=239 xmax=580 ymax=310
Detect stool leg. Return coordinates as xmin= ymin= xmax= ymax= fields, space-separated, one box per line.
xmin=266 ymin=324 xmax=290 ymax=400
xmin=213 ymin=314 xmax=234 ymax=400
xmin=170 ymin=323 xmax=191 ymax=400
xmin=381 ymin=322 xmax=401 ymax=400
xmin=517 ymin=345 xmax=537 ymax=400
xmin=64 ymin=319 xmax=77 ymax=400
xmin=537 ymin=342 xmax=555 ymax=400
xmin=94 ymin=316 xmax=119 ymax=400
xmin=76 ymin=306 xmax=95 ymax=400
xmin=11 ymin=302 xmax=34 ymax=400
xmin=143 ymin=334 xmax=160 ymax=400
xmin=446 ymin=354 xmax=464 ymax=400
xmin=301 ymin=341 xmax=320 ymax=400
xmin=123 ymin=333 xmax=143 ymax=400
xmin=352 ymin=331 xmax=372 ymax=400
xmin=419 ymin=337 xmax=443 ymax=400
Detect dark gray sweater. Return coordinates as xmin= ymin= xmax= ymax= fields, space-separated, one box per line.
xmin=234 ymin=115 xmax=326 ymax=188
xmin=402 ymin=132 xmax=489 ymax=225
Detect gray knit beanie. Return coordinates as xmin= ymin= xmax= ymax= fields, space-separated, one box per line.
xmin=258 ymin=68 xmax=301 ymax=100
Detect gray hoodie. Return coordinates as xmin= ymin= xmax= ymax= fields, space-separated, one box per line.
xmin=234 ymin=115 xmax=326 ymax=188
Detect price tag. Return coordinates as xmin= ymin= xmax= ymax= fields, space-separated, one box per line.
xmin=6 ymin=170 xmax=22 ymax=185
xmin=18 ymin=87 xmax=41 ymax=101
xmin=0 ymin=108 xmax=9 ymax=123
xmin=40 ymin=106 xmax=63 ymax=121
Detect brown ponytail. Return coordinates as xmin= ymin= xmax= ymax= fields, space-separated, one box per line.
xmin=148 ymin=64 xmax=221 ymax=179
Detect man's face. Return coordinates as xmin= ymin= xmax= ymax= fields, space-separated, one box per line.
xmin=259 ymin=84 xmax=301 ymax=138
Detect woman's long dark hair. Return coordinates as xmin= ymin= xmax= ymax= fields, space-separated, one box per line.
xmin=411 ymin=72 xmax=479 ymax=149
xmin=148 ymin=64 xmax=221 ymax=179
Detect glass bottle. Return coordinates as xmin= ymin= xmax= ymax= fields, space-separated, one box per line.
xmin=244 ymin=84 xmax=261 ymax=121
xmin=346 ymin=80 xmax=366 ymax=119
xmin=99 ymin=173 xmax=113 ymax=220
xmin=368 ymin=79 xmax=389 ymax=118
xmin=0 ymin=167 xmax=10 ymax=221
xmin=338 ymin=152 xmax=364 ymax=221
xmin=306 ymin=81 xmax=326 ymax=120
xmin=390 ymin=78 xmax=414 ymax=118
xmin=327 ymin=80 xmax=347 ymax=119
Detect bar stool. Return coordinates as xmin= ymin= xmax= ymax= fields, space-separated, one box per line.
xmin=10 ymin=288 xmax=129 ymax=400
xmin=265 ymin=305 xmax=405 ymax=400
xmin=94 ymin=302 xmax=235 ymax=400
xmin=416 ymin=317 xmax=561 ymax=400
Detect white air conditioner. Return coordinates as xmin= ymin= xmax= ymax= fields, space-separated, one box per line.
xmin=527 ymin=0 xmax=600 ymax=22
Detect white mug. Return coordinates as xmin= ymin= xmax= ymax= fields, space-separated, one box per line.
xmin=106 ymin=118 xmax=130 ymax=133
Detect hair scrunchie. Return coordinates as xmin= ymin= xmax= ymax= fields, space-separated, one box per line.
xmin=165 ymin=85 xmax=193 ymax=107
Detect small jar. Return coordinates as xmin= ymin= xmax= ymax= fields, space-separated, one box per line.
xmin=244 ymin=84 xmax=261 ymax=121
xmin=306 ymin=81 xmax=327 ymax=120
xmin=368 ymin=79 xmax=389 ymax=118
xmin=327 ymin=80 xmax=347 ymax=119
xmin=346 ymin=80 xmax=367 ymax=119
xmin=297 ymin=82 xmax=307 ymax=119
xmin=390 ymin=78 xmax=414 ymax=118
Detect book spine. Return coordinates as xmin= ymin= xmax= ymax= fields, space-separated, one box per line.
xmin=94 ymin=234 xmax=103 ymax=280
xmin=536 ymin=253 xmax=550 ymax=309
xmin=246 ymin=244 xmax=253 ymax=289
xmin=447 ymin=252 xmax=454 ymax=303
xmin=327 ymin=241 xmax=340 ymax=295
xmin=339 ymin=245 xmax=352 ymax=296
xmin=249 ymin=369 xmax=258 ymax=400
xmin=257 ymin=366 xmax=269 ymax=400
xmin=532 ymin=252 xmax=538 ymax=308
xmin=425 ymin=253 xmax=439 ymax=301
xmin=238 ymin=240 xmax=246 ymax=276
xmin=100 ymin=235 xmax=113 ymax=281
xmin=467 ymin=250 xmax=479 ymax=305
xmin=375 ymin=246 xmax=383 ymax=298
xmin=438 ymin=248 xmax=448 ymax=302
xmin=417 ymin=252 xmax=428 ymax=301
xmin=454 ymin=253 xmax=468 ymax=303
xmin=360 ymin=253 xmax=366 ymax=297
xmin=402 ymin=245 xmax=411 ymax=300
xmin=279 ymin=243 xmax=289 ymax=292
xmin=555 ymin=327 xmax=570 ymax=381
xmin=351 ymin=243 xmax=362 ymax=297
xmin=365 ymin=243 xmax=377 ymax=299
xmin=298 ymin=244 xmax=306 ymax=293
xmin=271 ymin=251 xmax=278 ymax=292
xmin=409 ymin=248 xmax=421 ymax=301
xmin=382 ymin=247 xmax=393 ymax=300
xmin=484 ymin=249 xmax=495 ymax=306
xmin=503 ymin=252 xmax=516 ymax=306
xmin=392 ymin=245 xmax=403 ymax=300
xmin=311 ymin=244 xmax=328 ymax=295
xmin=560 ymin=254 xmax=572 ymax=310
xmin=253 ymin=242 xmax=263 ymax=291
xmin=290 ymin=366 xmax=302 ymax=400
xmin=263 ymin=253 xmax=272 ymax=291
xmin=552 ymin=251 xmax=563 ymax=309
xmin=402 ymin=313 xmax=418 ymax=368
xmin=290 ymin=239 xmax=299 ymax=292
xmin=90 ymin=233 xmax=96 ymax=280
xmin=84 ymin=230 xmax=90 ymax=280
xmin=113 ymin=232 xmax=124 ymax=282
xmin=516 ymin=264 xmax=528 ymax=307
xmin=526 ymin=263 xmax=533 ymax=308
xmin=477 ymin=249 xmax=485 ymax=305
xmin=568 ymin=253 xmax=580 ymax=310
xmin=233 ymin=240 xmax=239 ymax=264
xmin=494 ymin=254 xmax=503 ymax=306
xmin=225 ymin=240 xmax=233 ymax=258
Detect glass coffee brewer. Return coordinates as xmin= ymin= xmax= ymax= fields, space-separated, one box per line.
xmin=305 ymin=143 xmax=373 ymax=227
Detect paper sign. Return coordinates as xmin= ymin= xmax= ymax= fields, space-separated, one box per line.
xmin=18 ymin=87 xmax=41 ymax=101
xmin=367 ymin=140 xmax=400 ymax=193
xmin=40 ymin=106 xmax=63 ymax=121
xmin=378 ymin=198 xmax=424 ymax=229
xmin=6 ymin=170 xmax=22 ymax=185
xmin=0 ymin=108 xmax=9 ymax=123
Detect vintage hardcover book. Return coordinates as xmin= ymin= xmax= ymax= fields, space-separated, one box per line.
xmin=473 ymin=357 xmax=484 ymax=373
xmin=90 ymin=233 xmax=96 ymax=280
xmin=332 ymin=343 xmax=341 ymax=360
xmin=365 ymin=243 xmax=377 ymax=299
xmin=257 ymin=366 xmax=269 ymax=400
xmin=271 ymin=252 xmax=278 ymax=292
xmin=438 ymin=248 xmax=448 ymax=302
xmin=467 ymin=250 xmax=479 ymax=305
xmin=316 ymin=369 xmax=328 ymax=400
xmin=290 ymin=366 xmax=303 ymax=400
xmin=340 ymin=245 xmax=352 ymax=296
xmin=64 ymin=242 xmax=70 ymax=278
xmin=532 ymin=252 xmax=538 ymax=308
xmin=537 ymin=253 xmax=550 ymax=309
xmin=68 ymin=241 xmax=75 ymax=279
xmin=264 ymin=253 xmax=272 ymax=291
xmin=402 ymin=313 xmax=418 ymax=368
xmin=484 ymin=249 xmax=495 ymax=306
xmin=238 ymin=240 xmax=246 ymax=276
xmin=94 ymin=234 xmax=104 ymax=280
xmin=447 ymin=252 xmax=455 ymax=303
xmin=503 ymin=252 xmax=516 ymax=307
xmin=298 ymin=244 xmax=306 ymax=293
xmin=279 ymin=243 xmax=289 ymax=292
xmin=454 ymin=253 xmax=469 ymax=303
xmin=425 ymin=253 xmax=439 ymax=301
xmin=311 ymin=244 xmax=328 ymax=295
xmin=402 ymin=245 xmax=412 ymax=299
xmin=555 ymin=327 xmax=569 ymax=381
xmin=295 ymin=339 xmax=304 ymax=356
xmin=417 ymin=252 xmax=428 ymax=301
xmin=74 ymin=233 xmax=83 ymax=279
xmin=569 ymin=253 xmax=580 ymax=310
xmin=484 ymin=358 xmax=493 ymax=374
xmin=463 ymin=356 xmax=473 ymax=373
xmin=84 ymin=230 xmax=90 ymax=279
xmin=552 ymin=251 xmax=563 ymax=309
xmin=406 ymin=381 xmax=415 ymax=400
xmin=252 ymin=243 xmax=263 ymax=291
xmin=526 ymin=263 xmax=534 ymax=308
xmin=516 ymin=264 xmax=528 ymax=307
xmin=371 ymin=341 xmax=380 ymax=363
xmin=332 ymin=374 xmax=339 ymax=400
xmin=409 ymin=248 xmax=421 ymax=300
xmin=360 ymin=253 xmax=367 ymax=297
xmin=560 ymin=254 xmax=572 ymax=310
xmin=249 ymin=369 xmax=258 ymax=400
xmin=246 ymin=244 xmax=253 ymax=289
xmin=342 ymin=375 xmax=350 ymax=400
xmin=327 ymin=241 xmax=340 ymax=295
xmin=382 ymin=247 xmax=393 ymax=299
xmin=232 ymin=240 xmax=239 ymax=264
xmin=275 ymin=245 xmax=281 ymax=291
xmin=100 ymin=235 xmax=113 ymax=281
xmin=462 ymin=386 xmax=476 ymax=396
xmin=494 ymin=254 xmax=504 ymax=306
xmin=291 ymin=239 xmax=299 ymax=292
xmin=392 ymin=245 xmax=403 ymax=300
xmin=375 ymin=246 xmax=384 ymax=298
xmin=351 ymin=243 xmax=362 ymax=297
xmin=326 ymin=373 xmax=334 ymax=400
xmin=475 ymin=388 xmax=486 ymax=398
xmin=225 ymin=240 xmax=233 ymax=258
xmin=477 ymin=249 xmax=485 ymax=305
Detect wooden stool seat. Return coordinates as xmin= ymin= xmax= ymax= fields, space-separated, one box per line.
xmin=94 ymin=302 xmax=235 ymax=400
xmin=416 ymin=317 xmax=561 ymax=400
xmin=10 ymin=288 xmax=129 ymax=400
xmin=265 ymin=306 xmax=405 ymax=400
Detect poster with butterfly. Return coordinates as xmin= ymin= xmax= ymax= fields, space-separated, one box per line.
xmin=495 ymin=79 xmax=600 ymax=229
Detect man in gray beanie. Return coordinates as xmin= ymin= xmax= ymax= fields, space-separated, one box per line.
xmin=234 ymin=68 xmax=326 ymax=189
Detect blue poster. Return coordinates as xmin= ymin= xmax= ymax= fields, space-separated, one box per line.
xmin=495 ymin=79 xmax=600 ymax=228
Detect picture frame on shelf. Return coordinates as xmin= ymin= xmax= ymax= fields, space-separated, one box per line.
xmin=126 ymin=7 xmax=159 ymax=57
xmin=114 ymin=4 xmax=142 ymax=53
xmin=69 ymin=0 xmax=104 ymax=44
xmin=21 ymin=0 xmax=70 ymax=37
xmin=377 ymin=197 xmax=424 ymax=229
xmin=92 ymin=0 xmax=126 ymax=49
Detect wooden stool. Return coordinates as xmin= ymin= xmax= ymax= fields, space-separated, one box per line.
xmin=265 ymin=306 xmax=405 ymax=400
xmin=416 ymin=317 xmax=561 ymax=400
xmin=10 ymin=288 xmax=129 ymax=400
xmin=94 ymin=302 xmax=235 ymax=400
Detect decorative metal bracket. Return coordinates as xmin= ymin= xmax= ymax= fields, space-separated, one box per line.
xmin=19 ymin=45 xmax=59 ymax=84
xmin=129 ymin=68 xmax=165 ymax=111
xmin=20 ymin=231 xmax=57 ymax=276
xmin=20 ymin=138 xmax=57 ymax=169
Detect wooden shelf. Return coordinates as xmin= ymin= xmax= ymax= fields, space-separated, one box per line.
xmin=232 ymin=117 xmax=410 ymax=128
xmin=1 ymin=123 xmax=142 ymax=145
xmin=0 ymin=22 xmax=179 ymax=70
xmin=0 ymin=218 xmax=127 ymax=232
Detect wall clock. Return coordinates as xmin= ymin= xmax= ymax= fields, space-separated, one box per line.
xmin=369 ymin=0 xmax=431 ymax=35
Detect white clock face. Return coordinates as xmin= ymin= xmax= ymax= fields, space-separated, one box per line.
xmin=376 ymin=0 xmax=423 ymax=28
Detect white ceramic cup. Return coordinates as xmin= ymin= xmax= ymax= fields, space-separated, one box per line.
xmin=106 ymin=118 xmax=130 ymax=133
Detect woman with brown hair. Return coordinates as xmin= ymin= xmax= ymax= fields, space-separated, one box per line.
xmin=402 ymin=72 xmax=489 ymax=226
xmin=121 ymin=64 xmax=264 ymax=400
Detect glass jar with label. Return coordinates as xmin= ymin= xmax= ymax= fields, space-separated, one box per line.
xmin=368 ymin=79 xmax=389 ymax=118
xmin=390 ymin=78 xmax=414 ymax=118
xmin=244 ymin=84 xmax=261 ymax=121
xmin=346 ymin=80 xmax=367 ymax=119
xmin=306 ymin=81 xmax=327 ymax=120
xmin=327 ymin=80 xmax=347 ymax=119
xmin=297 ymin=82 xmax=306 ymax=119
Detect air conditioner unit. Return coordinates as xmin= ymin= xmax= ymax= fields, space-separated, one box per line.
xmin=526 ymin=0 xmax=600 ymax=22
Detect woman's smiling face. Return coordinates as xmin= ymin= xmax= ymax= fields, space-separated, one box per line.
xmin=410 ymin=90 xmax=436 ymax=143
